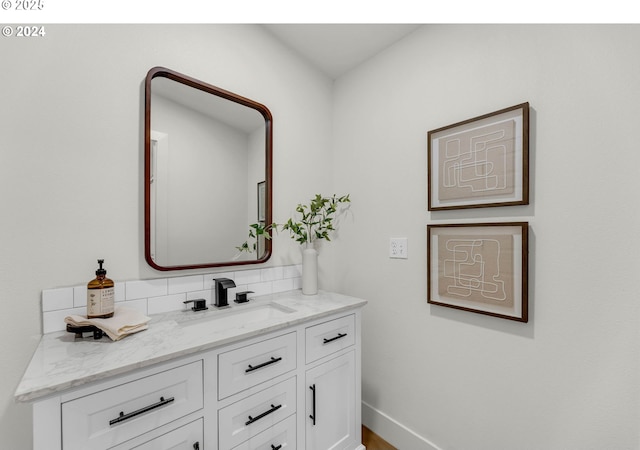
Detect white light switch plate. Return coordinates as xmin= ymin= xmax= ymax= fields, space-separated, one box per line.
xmin=389 ymin=238 xmax=408 ymax=259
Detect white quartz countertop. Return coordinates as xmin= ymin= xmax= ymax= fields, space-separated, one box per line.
xmin=15 ymin=290 xmax=367 ymax=402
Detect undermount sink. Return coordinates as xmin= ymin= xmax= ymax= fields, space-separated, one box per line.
xmin=180 ymin=302 xmax=296 ymax=331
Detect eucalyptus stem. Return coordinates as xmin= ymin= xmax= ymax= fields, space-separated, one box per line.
xmin=237 ymin=194 xmax=350 ymax=253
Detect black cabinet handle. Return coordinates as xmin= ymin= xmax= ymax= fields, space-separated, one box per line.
xmin=246 ymin=403 xmax=282 ymax=426
xmin=246 ymin=356 xmax=282 ymax=373
xmin=193 ymin=443 xmax=199 ymax=450
xmin=109 ymin=396 xmax=174 ymax=426
xmin=271 ymin=445 xmax=282 ymax=450
xmin=309 ymin=384 xmax=316 ymax=425
xmin=323 ymin=332 xmax=347 ymax=344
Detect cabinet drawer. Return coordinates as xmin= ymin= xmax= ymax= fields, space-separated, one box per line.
xmin=305 ymin=314 xmax=355 ymax=364
xmin=218 ymin=376 xmax=296 ymax=450
xmin=231 ymin=413 xmax=296 ymax=450
xmin=62 ymin=360 xmax=203 ymax=450
xmin=219 ymin=332 xmax=296 ymax=399
xmin=110 ymin=418 xmax=203 ymax=450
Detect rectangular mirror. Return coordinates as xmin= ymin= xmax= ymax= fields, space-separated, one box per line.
xmin=144 ymin=67 xmax=273 ymax=271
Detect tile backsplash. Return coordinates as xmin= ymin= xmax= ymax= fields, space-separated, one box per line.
xmin=42 ymin=265 xmax=302 ymax=334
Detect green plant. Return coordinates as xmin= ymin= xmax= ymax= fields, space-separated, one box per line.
xmin=235 ymin=222 xmax=276 ymax=253
xmin=237 ymin=194 xmax=350 ymax=253
xmin=281 ymin=194 xmax=350 ymax=245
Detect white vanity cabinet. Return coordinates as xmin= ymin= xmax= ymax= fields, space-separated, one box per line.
xmin=304 ymin=315 xmax=358 ymax=450
xmin=24 ymin=292 xmax=366 ymax=450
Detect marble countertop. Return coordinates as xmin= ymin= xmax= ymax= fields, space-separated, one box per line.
xmin=15 ymin=290 xmax=367 ymax=402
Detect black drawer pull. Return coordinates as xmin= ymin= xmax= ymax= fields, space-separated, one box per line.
xmin=246 ymin=356 xmax=282 ymax=373
xmin=109 ymin=396 xmax=174 ymax=426
xmin=323 ymin=332 xmax=347 ymax=344
xmin=309 ymin=384 xmax=316 ymax=425
xmin=245 ymin=403 xmax=282 ymax=426
xmin=271 ymin=445 xmax=282 ymax=450
xmin=193 ymin=443 xmax=200 ymax=450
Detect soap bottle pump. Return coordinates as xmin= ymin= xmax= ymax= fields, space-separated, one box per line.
xmin=87 ymin=259 xmax=115 ymax=319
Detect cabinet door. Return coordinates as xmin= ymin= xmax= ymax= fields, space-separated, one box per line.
xmin=305 ymin=351 xmax=357 ymax=450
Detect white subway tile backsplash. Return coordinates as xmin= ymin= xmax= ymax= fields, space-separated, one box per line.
xmin=246 ymin=281 xmax=273 ymax=297
xmin=115 ymin=283 xmax=125 ymax=302
xmin=126 ymin=279 xmax=167 ymax=300
xmin=147 ymin=293 xmax=187 ymax=315
xmin=73 ymin=286 xmax=85 ymax=308
xmin=272 ymin=278 xmax=294 ymax=293
xmin=42 ymin=288 xmax=74 ymax=312
xmin=283 ymin=265 xmax=302 ymax=279
xmin=168 ymin=275 xmax=204 ymax=294
xmin=43 ymin=307 xmax=85 ymax=334
xmin=234 ymin=269 xmax=262 ymax=285
xmin=261 ymin=266 xmax=284 ymax=282
xmin=121 ymin=299 xmax=148 ymax=316
xmin=40 ymin=264 xmax=302 ymax=334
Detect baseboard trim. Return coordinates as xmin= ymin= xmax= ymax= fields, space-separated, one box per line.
xmin=362 ymin=401 xmax=442 ymax=450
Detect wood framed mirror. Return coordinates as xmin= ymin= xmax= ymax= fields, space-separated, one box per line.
xmin=144 ymin=67 xmax=273 ymax=271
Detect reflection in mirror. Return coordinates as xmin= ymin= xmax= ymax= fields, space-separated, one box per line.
xmin=145 ymin=67 xmax=272 ymax=271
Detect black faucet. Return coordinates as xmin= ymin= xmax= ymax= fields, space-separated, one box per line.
xmin=212 ymin=278 xmax=236 ymax=308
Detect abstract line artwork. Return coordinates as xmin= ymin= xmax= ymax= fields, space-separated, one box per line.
xmin=428 ymin=103 xmax=529 ymax=210
xmin=428 ymin=222 xmax=528 ymax=322
xmin=439 ymin=121 xmax=515 ymax=201
xmin=438 ymin=234 xmax=514 ymax=308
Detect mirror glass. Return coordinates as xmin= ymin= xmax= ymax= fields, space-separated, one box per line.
xmin=144 ymin=67 xmax=272 ymax=271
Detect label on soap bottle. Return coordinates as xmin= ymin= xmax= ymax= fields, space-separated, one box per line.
xmin=87 ymin=287 xmax=115 ymax=317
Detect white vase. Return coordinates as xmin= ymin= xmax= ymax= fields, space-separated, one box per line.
xmin=302 ymin=246 xmax=318 ymax=295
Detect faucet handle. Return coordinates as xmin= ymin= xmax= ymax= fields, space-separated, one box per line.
xmin=184 ymin=299 xmax=208 ymax=311
xmin=234 ymin=291 xmax=254 ymax=303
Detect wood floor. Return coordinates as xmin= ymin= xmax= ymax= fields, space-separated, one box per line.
xmin=362 ymin=425 xmax=397 ymax=449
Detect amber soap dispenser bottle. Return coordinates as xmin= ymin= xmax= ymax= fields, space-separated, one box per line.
xmin=87 ymin=259 xmax=115 ymax=318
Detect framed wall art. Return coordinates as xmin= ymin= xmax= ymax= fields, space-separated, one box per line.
xmin=427 ymin=222 xmax=528 ymax=322
xmin=428 ymin=102 xmax=529 ymax=211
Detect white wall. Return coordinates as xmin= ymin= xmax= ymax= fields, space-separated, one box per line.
xmin=331 ymin=25 xmax=640 ymax=449
xmin=0 ymin=24 xmax=333 ymax=447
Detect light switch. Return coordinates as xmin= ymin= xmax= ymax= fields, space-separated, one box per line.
xmin=389 ymin=238 xmax=408 ymax=259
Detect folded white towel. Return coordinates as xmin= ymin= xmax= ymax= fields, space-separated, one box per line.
xmin=65 ymin=306 xmax=151 ymax=341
